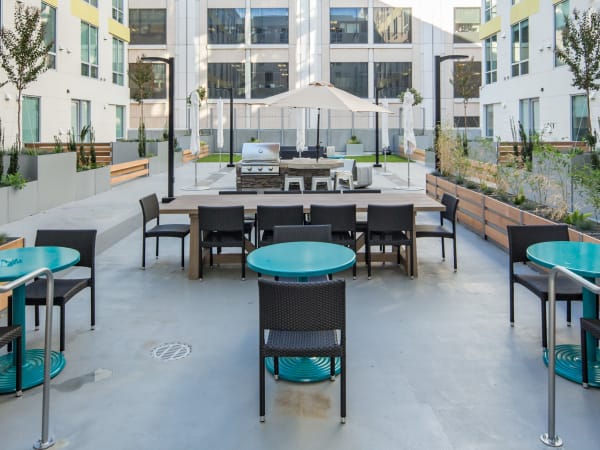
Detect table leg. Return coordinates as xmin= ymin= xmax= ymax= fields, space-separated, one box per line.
xmin=188 ymin=213 xmax=199 ymax=280
xmin=583 ymin=286 xmax=598 ymax=379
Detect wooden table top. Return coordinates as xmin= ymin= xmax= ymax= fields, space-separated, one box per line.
xmin=161 ymin=191 xmax=445 ymax=215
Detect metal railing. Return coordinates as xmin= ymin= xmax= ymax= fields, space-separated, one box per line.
xmin=0 ymin=267 xmax=56 ymax=449
xmin=541 ymin=265 xmax=600 ymax=448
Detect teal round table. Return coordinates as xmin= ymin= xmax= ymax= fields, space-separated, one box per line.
xmin=248 ymin=241 xmax=356 ymax=382
xmin=0 ymin=246 xmax=80 ymax=394
xmin=527 ymin=241 xmax=600 ymax=386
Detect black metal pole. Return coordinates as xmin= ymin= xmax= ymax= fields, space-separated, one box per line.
xmin=228 ymin=86 xmax=234 ymax=167
xmin=374 ymin=87 xmax=382 ymax=167
xmin=316 ymin=108 xmax=320 ymax=162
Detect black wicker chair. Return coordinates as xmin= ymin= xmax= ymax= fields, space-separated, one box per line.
xmin=365 ymin=204 xmax=414 ymax=279
xmin=19 ymin=229 xmax=97 ymax=353
xmin=218 ymin=190 xmax=257 ymax=242
xmin=415 ymin=193 xmax=459 ymax=271
xmin=258 ymin=279 xmax=346 ymax=423
xmin=0 ymin=325 xmax=22 ymax=396
xmin=198 ymin=205 xmax=247 ymax=280
xmin=581 ymin=318 xmax=600 ymax=388
xmin=310 ymin=204 xmax=357 ymax=278
xmin=256 ymin=205 xmax=304 ymax=247
xmin=139 ymin=194 xmax=190 ymax=269
xmin=507 ymin=225 xmax=583 ymax=348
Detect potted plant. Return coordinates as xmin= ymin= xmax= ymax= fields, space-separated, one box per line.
xmin=346 ymin=136 xmax=363 ymax=155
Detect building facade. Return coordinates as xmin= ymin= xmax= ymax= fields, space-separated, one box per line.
xmin=0 ymin=0 xmax=130 ymax=148
xmin=128 ymin=0 xmax=481 ymax=151
xmin=479 ymin=0 xmax=600 ymax=143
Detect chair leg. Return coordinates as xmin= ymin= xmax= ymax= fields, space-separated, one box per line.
xmin=541 ymin=300 xmax=548 ymax=349
xmin=155 ymin=236 xmax=159 ymax=259
xmin=274 ymin=357 xmax=279 ymax=380
xmin=566 ymin=301 xmax=572 ymax=326
xmin=181 ymin=237 xmax=185 ymax=269
xmin=34 ymin=305 xmax=40 ymax=330
xmin=340 ymin=354 xmax=346 ymax=423
xmin=60 ymin=305 xmax=66 ymax=353
xmin=241 ymin=245 xmax=246 ymax=280
xmin=581 ymin=326 xmax=589 ymax=388
xmin=142 ymin=237 xmax=146 ymax=268
xmin=452 ymin=236 xmax=457 ymax=272
xmin=91 ymin=286 xmax=96 ymax=330
xmin=260 ymin=354 xmax=266 ymax=421
xmin=366 ymin=244 xmax=372 ymax=279
xmin=199 ymin=246 xmax=204 ymax=280
xmin=330 ymin=357 xmax=335 ymax=381
xmin=441 ymin=237 xmax=446 ymax=260
xmin=409 ymin=244 xmax=414 ymax=278
xmin=15 ymin=334 xmax=22 ymax=397
xmin=509 ymin=281 xmax=515 ymax=326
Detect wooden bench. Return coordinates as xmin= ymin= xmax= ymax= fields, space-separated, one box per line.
xmin=110 ymin=159 xmax=149 ymax=185
xmin=182 ymin=149 xmax=195 ymax=163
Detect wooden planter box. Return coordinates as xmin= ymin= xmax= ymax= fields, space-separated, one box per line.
xmin=0 ymin=236 xmax=25 ymax=310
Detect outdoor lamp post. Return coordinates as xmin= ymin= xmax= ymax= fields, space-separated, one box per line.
xmin=374 ymin=85 xmax=385 ymax=168
xmin=434 ymin=54 xmax=468 ymax=172
xmin=215 ymin=85 xmax=235 ymax=167
xmin=141 ymin=56 xmax=175 ymax=202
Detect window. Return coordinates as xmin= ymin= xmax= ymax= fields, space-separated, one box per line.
xmin=453 ymin=61 xmax=481 ymax=99
xmin=128 ymin=63 xmax=167 ymax=99
xmin=115 ymin=105 xmax=125 ymax=139
xmin=22 ymin=96 xmax=40 ymax=143
xmin=454 ymin=8 xmax=480 ymax=44
xmin=41 ymin=3 xmax=56 ymax=69
xmin=571 ymin=95 xmax=588 ymax=141
xmin=129 ymin=9 xmax=166 ymax=45
xmin=484 ymin=0 xmax=497 ymax=22
xmin=208 ymin=9 xmax=245 ymax=45
xmin=519 ymin=97 xmax=539 ymax=136
xmin=71 ymin=99 xmax=91 ymax=138
xmin=453 ymin=116 xmax=480 ymax=128
xmin=112 ymin=38 xmax=125 ymax=86
xmin=330 ymin=8 xmax=368 ymax=44
xmin=251 ymin=9 xmax=288 ymax=44
xmin=554 ymin=0 xmax=569 ymax=67
xmin=484 ymin=104 xmax=494 ymax=137
xmin=374 ymin=62 xmax=412 ymax=98
xmin=113 ymin=0 xmax=124 ymax=24
xmin=511 ymin=19 xmax=529 ymax=77
xmin=484 ymin=34 xmax=497 ymax=84
xmin=83 ymin=0 xmax=98 ymax=7
xmin=330 ymin=63 xmax=368 ymax=98
xmin=81 ymin=22 xmax=98 ymax=78
xmin=207 ymin=63 xmax=245 ymax=99
xmin=251 ymin=63 xmax=288 ymax=98
xmin=373 ymin=8 xmax=411 ymax=44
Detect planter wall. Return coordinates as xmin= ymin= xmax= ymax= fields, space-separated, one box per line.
xmin=346 ymin=143 xmax=364 ymax=155
xmin=7 ymin=181 xmax=39 ymax=223
xmin=425 ymin=173 xmax=600 ymax=250
xmin=0 ymin=236 xmax=25 ymax=310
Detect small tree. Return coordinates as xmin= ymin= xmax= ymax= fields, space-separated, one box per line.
xmin=450 ymin=58 xmax=481 ymax=155
xmin=555 ymin=8 xmax=600 ymax=148
xmin=129 ymin=57 xmax=155 ymax=157
xmin=0 ymin=5 xmax=52 ymax=151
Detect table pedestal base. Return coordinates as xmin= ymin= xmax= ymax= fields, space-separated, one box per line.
xmin=0 ymin=349 xmax=66 ymax=394
xmin=543 ymin=344 xmax=600 ymax=387
xmin=265 ymin=357 xmax=340 ymax=383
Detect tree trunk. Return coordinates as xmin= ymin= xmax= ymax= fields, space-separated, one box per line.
xmin=16 ymin=89 xmax=22 ymax=151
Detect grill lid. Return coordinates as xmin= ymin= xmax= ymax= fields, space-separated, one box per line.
xmin=241 ymin=143 xmax=280 ymax=163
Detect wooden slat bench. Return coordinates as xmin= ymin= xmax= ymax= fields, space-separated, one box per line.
xmin=182 ymin=149 xmax=195 ymax=163
xmin=110 ymin=159 xmax=149 ymax=185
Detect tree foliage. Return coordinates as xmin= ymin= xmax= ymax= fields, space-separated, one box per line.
xmin=450 ymin=58 xmax=481 ymax=155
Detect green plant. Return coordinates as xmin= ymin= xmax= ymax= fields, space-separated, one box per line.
xmin=7 ymin=146 xmax=18 ymax=175
xmin=0 ymin=232 xmax=7 ymax=245
xmin=53 ymin=135 xmax=63 ymax=153
xmin=248 ymin=136 xmax=260 ymax=143
xmin=2 ymin=171 xmax=26 ymax=189
xmin=67 ymin=128 xmax=77 ymax=152
xmin=347 ymin=135 xmax=361 ymax=144
xmin=563 ymin=210 xmax=594 ymax=229
xmin=572 ymin=163 xmax=600 ymax=220
xmin=78 ymin=125 xmax=90 ymax=169
xmin=450 ymin=57 xmax=479 ymax=157
xmin=513 ymin=187 xmax=526 ymax=206
xmin=398 ymin=87 xmax=423 ymax=106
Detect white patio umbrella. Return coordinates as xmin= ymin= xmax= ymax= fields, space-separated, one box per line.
xmin=295 ymin=108 xmax=306 ymax=156
xmin=189 ymin=90 xmax=200 ymax=155
xmin=381 ymin=98 xmax=392 ymax=174
xmin=264 ymin=81 xmax=392 ymax=160
xmin=395 ymin=89 xmax=422 ymax=190
xmin=217 ymin=97 xmax=224 ymax=168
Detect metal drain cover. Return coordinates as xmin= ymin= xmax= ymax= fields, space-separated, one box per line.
xmin=150 ymin=342 xmax=192 ymax=361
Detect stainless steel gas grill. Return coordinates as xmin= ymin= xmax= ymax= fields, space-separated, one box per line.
xmin=240 ymin=143 xmax=280 ymax=175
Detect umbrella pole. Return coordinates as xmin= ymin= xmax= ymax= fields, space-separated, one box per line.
xmin=315 ymin=108 xmax=320 ymax=162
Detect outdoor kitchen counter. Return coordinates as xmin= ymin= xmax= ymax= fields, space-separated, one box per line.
xmin=280 ymin=158 xmax=343 ymax=170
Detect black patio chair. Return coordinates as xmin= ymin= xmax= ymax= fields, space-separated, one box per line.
xmin=365 ymin=204 xmax=414 ymax=279
xmin=139 ymin=193 xmax=190 ymax=269
xmin=256 ymin=205 xmax=304 ymax=247
xmin=507 ymin=224 xmax=583 ymax=348
xmin=581 ymin=318 xmax=600 ymax=388
xmin=198 ymin=205 xmax=247 ymax=280
xmin=0 ymin=325 xmax=22 ymax=396
xmin=258 ymin=279 xmax=346 ymax=423
xmin=218 ymin=190 xmax=257 ymax=242
xmin=415 ymin=193 xmax=459 ymax=271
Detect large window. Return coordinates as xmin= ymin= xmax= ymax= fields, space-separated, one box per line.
xmin=454 ymin=116 xmax=480 ymax=128
xmin=71 ymin=99 xmax=91 ymax=138
xmin=519 ymin=97 xmax=539 ymax=136
xmin=554 ymin=0 xmax=569 ymax=67
xmin=373 ymin=8 xmax=411 ymax=44
xmin=22 ymin=96 xmax=40 ymax=144
xmin=81 ymin=22 xmax=98 ymax=78
xmin=41 ymin=2 xmax=56 ymax=69
xmin=330 ymin=8 xmax=368 ymax=44
xmin=484 ymin=34 xmax=497 ymax=84
xmin=453 ymin=61 xmax=481 ymax=99
xmin=84 ymin=0 xmax=97 ymax=7
xmin=484 ymin=104 xmax=494 ymax=137
xmin=115 ymin=105 xmax=125 ymax=139
xmin=374 ymin=62 xmax=412 ymax=98
xmin=454 ymin=8 xmax=480 ymax=44
xmin=208 ymin=9 xmax=245 ymax=45
xmin=511 ymin=19 xmax=529 ymax=77
xmin=129 ymin=9 xmax=166 ymax=45
xmin=330 ymin=63 xmax=368 ymax=97
xmin=113 ymin=0 xmax=124 ymax=24
xmin=571 ymin=95 xmax=588 ymax=141
xmin=128 ymin=63 xmax=167 ymax=99
xmin=207 ymin=63 xmax=245 ymax=99
xmin=484 ymin=0 xmax=497 ymax=22
xmin=251 ymin=63 xmax=288 ymax=98
xmin=112 ymin=38 xmax=125 ymax=86
xmin=251 ymin=9 xmax=288 ymax=44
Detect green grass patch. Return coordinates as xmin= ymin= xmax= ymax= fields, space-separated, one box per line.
xmin=196 ymin=153 xmax=243 ymax=163
xmin=196 ymin=153 xmax=408 ymax=163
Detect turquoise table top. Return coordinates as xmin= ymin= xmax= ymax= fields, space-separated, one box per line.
xmin=527 ymin=241 xmax=600 ymax=279
xmin=0 ymin=246 xmax=80 ymax=281
xmin=247 ymin=241 xmax=356 ymax=278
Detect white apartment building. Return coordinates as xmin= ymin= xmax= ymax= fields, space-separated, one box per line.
xmin=479 ymin=0 xmax=600 ymax=143
xmin=128 ymin=0 xmax=481 ymax=151
xmin=0 ymin=0 xmax=130 ymax=147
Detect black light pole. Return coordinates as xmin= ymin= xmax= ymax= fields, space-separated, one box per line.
xmin=434 ymin=54 xmax=468 ymax=172
xmin=374 ymin=85 xmax=385 ymax=168
xmin=142 ymin=56 xmax=175 ymax=203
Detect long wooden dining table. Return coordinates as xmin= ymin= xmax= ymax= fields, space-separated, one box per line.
xmin=160 ymin=192 xmax=445 ymax=279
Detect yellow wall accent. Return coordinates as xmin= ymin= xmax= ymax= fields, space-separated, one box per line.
xmin=479 ymin=16 xmax=501 ymax=40
xmin=511 ymin=0 xmax=539 ymax=24
xmin=109 ymin=19 xmax=130 ymax=43
xmin=43 ymin=0 xmax=59 ymax=8
xmin=70 ymin=0 xmax=99 ymax=27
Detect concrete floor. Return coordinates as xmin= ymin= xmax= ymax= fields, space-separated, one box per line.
xmin=1 ymin=159 xmax=599 ymax=450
